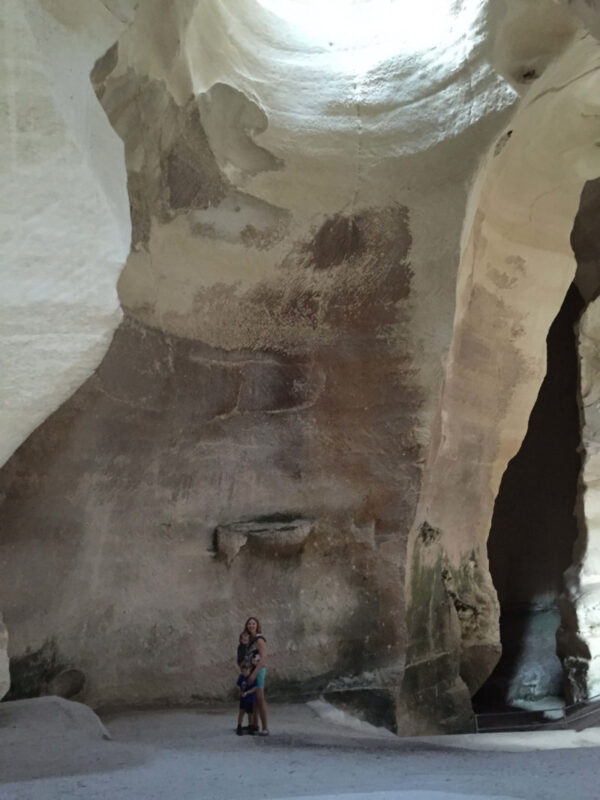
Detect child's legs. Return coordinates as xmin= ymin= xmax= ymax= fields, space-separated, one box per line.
xmin=237 ymin=707 xmax=245 ymax=725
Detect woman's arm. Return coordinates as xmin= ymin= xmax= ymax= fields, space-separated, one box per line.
xmin=248 ymin=637 xmax=267 ymax=682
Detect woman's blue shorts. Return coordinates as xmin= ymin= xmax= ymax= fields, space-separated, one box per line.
xmin=255 ymin=667 xmax=266 ymax=689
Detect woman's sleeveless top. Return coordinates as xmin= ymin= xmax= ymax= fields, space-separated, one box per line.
xmin=247 ymin=633 xmax=266 ymax=665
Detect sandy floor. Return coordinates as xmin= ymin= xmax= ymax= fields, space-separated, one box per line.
xmin=1 ymin=697 xmax=600 ymax=799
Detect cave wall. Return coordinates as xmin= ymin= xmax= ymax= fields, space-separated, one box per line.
xmin=559 ymin=177 xmax=600 ymax=702
xmin=1 ymin=0 xmax=130 ymax=469
xmin=0 ymin=0 xmax=518 ymax=715
xmin=402 ymin=11 xmax=600 ymax=732
xmin=482 ymin=284 xmax=583 ymax=707
xmin=0 ymin=0 xmax=134 ymax=700
xmin=0 ymin=266 xmax=418 ymax=709
xmin=4 ymin=0 xmax=600 ymax=730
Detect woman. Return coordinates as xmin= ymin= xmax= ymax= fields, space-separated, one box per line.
xmin=244 ymin=616 xmax=269 ymax=736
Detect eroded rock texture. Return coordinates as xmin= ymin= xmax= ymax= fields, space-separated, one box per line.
xmin=0 ymin=310 xmax=419 ymax=709
xmin=1 ymin=0 xmax=130 ymax=469
xmin=4 ymin=0 xmax=600 ymax=732
xmin=1 ymin=0 xmax=516 ymax=722
xmin=403 ymin=8 xmax=600 ymax=731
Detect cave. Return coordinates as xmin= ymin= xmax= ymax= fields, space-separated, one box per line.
xmin=473 ymin=283 xmax=584 ymax=712
xmin=5 ymin=0 xmax=600 ymax=740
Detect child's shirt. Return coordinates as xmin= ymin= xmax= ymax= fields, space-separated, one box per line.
xmin=237 ymin=674 xmax=255 ymax=708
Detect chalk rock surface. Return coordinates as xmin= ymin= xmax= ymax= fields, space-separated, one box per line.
xmin=0 ymin=0 xmax=130 ymax=469
xmin=402 ymin=3 xmax=600 ymax=730
xmin=0 ymin=0 xmax=516 ymax=720
xmin=3 ymin=0 xmax=600 ymax=732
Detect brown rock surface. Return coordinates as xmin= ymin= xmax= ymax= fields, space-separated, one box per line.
xmin=0 ymin=313 xmax=417 ymax=709
xmin=6 ymin=0 xmax=600 ymax=733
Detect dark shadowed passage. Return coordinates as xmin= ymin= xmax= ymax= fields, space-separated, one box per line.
xmin=474 ymin=283 xmax=584 ymax=711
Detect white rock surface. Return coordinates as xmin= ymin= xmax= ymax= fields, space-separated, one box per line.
xmin=0 ymin=695 xmax=111 ymax=747
xmin=0 ymin=0 xmax=130 ymax=468
xmin=559 ymin=0 xmax=600 ymax=40
xmin=114 ymin=0 xmax=514 ymax=332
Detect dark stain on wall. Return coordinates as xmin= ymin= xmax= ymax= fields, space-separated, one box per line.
xmin=5 ymin=639 xmax=65 ymax=701
xmin=306 ymin=214 xmax=364 ymax=270
xmin=163 ymin=98 xmax=229 ymax=212
xmin=92 ymin=57 xmax=288 ymax=253
xmin=90 ymin=42 xmax=118 ymax=101
xmin=206 ymin=205 xmax=415 ymax=351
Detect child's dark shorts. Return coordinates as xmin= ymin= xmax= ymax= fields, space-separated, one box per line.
xmin=240 ymin=698 xmax=254 ymax=714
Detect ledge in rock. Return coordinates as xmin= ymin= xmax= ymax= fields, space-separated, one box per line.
xmin=215 ymin=515 xmax=313 ymax=564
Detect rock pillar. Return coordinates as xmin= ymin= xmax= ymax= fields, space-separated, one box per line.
xmin=560 ymin=297 xmax=600 ymax=701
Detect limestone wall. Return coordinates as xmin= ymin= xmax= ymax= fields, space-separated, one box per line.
xmin=562 ymin=282 xmax=600 ymax=701
xmin=1 ymin=0 xmax=130 ymax=469
xmin=1 ymin=0 xmax=133 ymax=704
xmin=3 ymin=0 xmax=600 ymax=731
xmin=0 ymin=0 xmax=516 ymax=717
xmin=402 ymin=10 xmax=600 ymax=731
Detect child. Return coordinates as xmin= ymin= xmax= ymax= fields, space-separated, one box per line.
xmin=236 ymin=661 xmax=256 ymax=735
xmin=237 ymin=631 xmax=250 ymax=666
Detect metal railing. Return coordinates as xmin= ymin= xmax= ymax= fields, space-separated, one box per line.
xmin=474 ymin=692 xmax=600 ymax=733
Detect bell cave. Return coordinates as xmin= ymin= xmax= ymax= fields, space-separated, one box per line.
xmin=3 ymin=3 xmax=600 ymax=793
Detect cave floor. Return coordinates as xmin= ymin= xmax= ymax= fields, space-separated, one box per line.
xmin=1 ymin=697 xmax=600 ymax=800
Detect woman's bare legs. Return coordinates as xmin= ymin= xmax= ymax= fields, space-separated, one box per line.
xmin=255 ymin=688 xmax=268 ymax=731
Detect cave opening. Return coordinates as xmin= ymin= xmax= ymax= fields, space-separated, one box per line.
xmin=255 ymin=0 xmax=483 ymax=74
xmin=473 ymin=282 xmax=584 ymax=713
